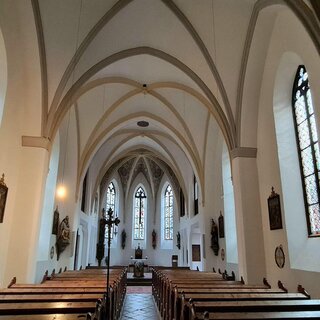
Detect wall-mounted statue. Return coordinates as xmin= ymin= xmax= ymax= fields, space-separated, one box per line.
xmin=96 ymin=217 xmax=106 ymax=266
xmin=176 ymin=231 xmax=181 ymax=250
xmin=56 ymin=216 xmax=71 ymax=260
xmin=152 ymin=229 xmax=157 ymax=249
xmin=210 ymin=218 xmax=219 ymax=256
xmin=135 ymin=243 xmax=142 ymax=259
xmin=121 ymin=229 xmax=126 ymax=249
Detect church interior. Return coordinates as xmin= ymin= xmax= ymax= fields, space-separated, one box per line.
xmin=1 ymin=0 xmax=320 ymax=318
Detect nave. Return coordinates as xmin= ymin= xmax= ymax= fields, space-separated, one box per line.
xmin=1 ymin=266 xmax=320 ymax=319
xmin=2 ymin=0 xmax=320 ymax=311
xmin=120 ymin=292 xmax=160 ymax=320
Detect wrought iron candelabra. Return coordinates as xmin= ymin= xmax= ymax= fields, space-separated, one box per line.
xmin=103 ymin=207 xmax=120 ymax=318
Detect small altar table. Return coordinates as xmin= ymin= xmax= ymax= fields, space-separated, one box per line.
xmin=130 ymin=258 xmax=148 ymax=278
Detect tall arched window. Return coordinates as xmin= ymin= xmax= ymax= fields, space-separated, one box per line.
xmin=164 ymin=184 xmax=174 ymax=240
xmin=134 ymin=187 xmax=146 ymax=240
xmin=105 ymin=182 xmax=116 ymax=239
xmin=292 ymin=65 xmax=320 ymax=236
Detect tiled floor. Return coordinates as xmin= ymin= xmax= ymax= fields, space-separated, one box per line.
xmin=120 ymin=293 xmax=160 ymax=320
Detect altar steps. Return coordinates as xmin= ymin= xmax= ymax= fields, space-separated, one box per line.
xmin=127 ymin=272 xmax=152 ymax=286
xmin=127 ymin=278 xmax=152 ymax=286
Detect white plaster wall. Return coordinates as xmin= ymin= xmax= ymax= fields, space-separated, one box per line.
xmin=0 ymin=1 xmax=45 ymax=286
xmin=256 ymin=9 xmax=320 ymax=297
xmin=37 ymin=134 xmax=60 ymax=261
xmin=0 ymin=27 xmax=7 ymax=127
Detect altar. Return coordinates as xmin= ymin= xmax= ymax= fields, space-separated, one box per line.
xmin=130 ymin=258 xmax=148 ymax=277
xmin=130 ymin=244 xmax=147 ymax=277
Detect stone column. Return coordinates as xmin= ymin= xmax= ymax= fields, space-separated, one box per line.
xmin=231 ymin=147 xmax=266 ymax=284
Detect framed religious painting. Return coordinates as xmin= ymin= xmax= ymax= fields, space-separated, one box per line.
xmin=268 ymin=187 xmax=283 ymax=230
xmin=192 ymin=244 xmax=201 ymax=261
xmin=0 ymin=174 xmax=8 ymax=223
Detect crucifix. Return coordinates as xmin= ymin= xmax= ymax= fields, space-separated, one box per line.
xmin=102 ymin=207 xmax=120 ymax=316
xmin=136 ymin=188 xmax=146 ymax=225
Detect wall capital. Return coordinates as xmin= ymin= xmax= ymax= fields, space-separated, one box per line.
xmin=22 ymin=136 xmax=51 ymax=150
xmin=230 ymin=147 xmax=257 ymax=159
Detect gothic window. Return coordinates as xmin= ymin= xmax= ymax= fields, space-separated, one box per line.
xmin=179 ymin=187 xmax=185 ymax=217
xmin=105 ymin=182 xmax=116 ymax=239
xmin=194 ymin=175 xmax=199 ymax=215
xmin=134 ymin=186 xmax=146 ymax=240
xmin=292 ymin=65 xmax=320 ymax=236
xmin=164 ymin=184 xmax=174 ymax=240
xmin=81 ymin=172 xmax=87 ymax=213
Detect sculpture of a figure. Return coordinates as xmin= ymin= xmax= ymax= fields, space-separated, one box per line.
xmin=176 ymin=231 xmax=181 ymax=250
xmin=135 ymin=244 xmax=142 ymax=259
xmin=210 ymin=218 xmax=219 ymax=256
xmin=152 ymin=229 xmax=157 ymax=249
xmin=96 ymin=217 xmax=106 ymax=266
xmin=121 ymin=229 xmax=126 ymax=249
xmin=56 ymin=216 xmax=71 ymax=260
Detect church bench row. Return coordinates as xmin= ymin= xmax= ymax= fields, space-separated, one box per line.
xmin=152 ymin=268 xmax=320 ymax=320
xmin=173 ymin=284 xmax=297 ymax=320
xmin=0 ymin=294 xmax=103 ymax=302
xmin=0 ymin=302 xmax=97 ymax=315
xmin=170 ymin=281 xmax=295 ymax=320
xmin=152 ymin=267 xmax=241 ymax=320
xmin=0 ymin=267 xmax=127 ymax=320
xmin=152 ymin=267 xmax=268 ymax=320
xmin=0 ymin=288 xmax=107 ymax=294
xmin=198 ymin=310 xmax=320 ymax=319
xmin=44 ymin=268 xmax=127 ymax=320
xmin=180 ymin=293 xmax=314 ymax=320
xmin=0 ymin=314 xmax=90 ymax=320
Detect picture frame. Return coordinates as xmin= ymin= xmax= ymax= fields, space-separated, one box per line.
xmin=192 ymin=244 xmax=201 ymax=261
xmin=268 ymin=187 xmax=283 ymax=230
xmin=0 ymin=174 xmax=8 ymax=223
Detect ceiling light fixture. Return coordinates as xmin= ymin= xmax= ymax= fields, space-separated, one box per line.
xmin=137 ymin=121 xmax=149 ymax=127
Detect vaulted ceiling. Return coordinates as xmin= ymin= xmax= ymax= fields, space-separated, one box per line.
xmin=2 ymin=0 xmax=319 ymax=200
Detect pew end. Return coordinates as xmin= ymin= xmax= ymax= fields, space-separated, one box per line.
xmin=263 ymin=277 xmax=271 ymax=288
xmin=278 ymin=280 xmax=288 ymax=292
xmin=297 ymin=284 xmax=311 ymax=298
xmin=203 ymin=311 xmax=209 ymax=320
xmin=7 ymin=277 xmax=16 ymax=288
xmin=41 ymin=270 xmax=49 ymax=284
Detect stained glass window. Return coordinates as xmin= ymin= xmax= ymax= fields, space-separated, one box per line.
xmin=292 ymin=65 xmax=320 ymax=236
xmin=105 ymin=182 xmax=116 ymax=239
xmin=134 ymin=187 xmax=146 ymax=240
xmin=164 ymin=184 xmax=174 ymax=240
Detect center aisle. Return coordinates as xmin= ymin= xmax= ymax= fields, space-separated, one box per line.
xmin=120 ymin=291 xmax=160 ymax=320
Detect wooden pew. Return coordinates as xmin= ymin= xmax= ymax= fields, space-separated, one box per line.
xmin=152 ymin=268 xmax=320 ymax=320
xmin=1 ymin=267 xmax=127 ymax=320
xmin=0 ymin=300 xmax=102 ymax=319
xmin=171 ymin=285 xmax=287 ymax=320
xmin=180 ymin=292 xmax=311 ymax=320
xmin=198 ymin=310 xmax=320 ymax=319
xmin=0 ymin=315 xmax=90 ymax=320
